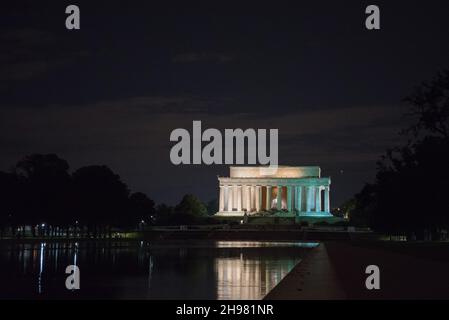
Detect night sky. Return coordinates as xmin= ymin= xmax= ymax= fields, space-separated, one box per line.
xmin=1 ymin=1 xmax=449 ymax=206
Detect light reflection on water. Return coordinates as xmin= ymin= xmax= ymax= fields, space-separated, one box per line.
xmin=0 ymin=241 xmax=317 ymax=300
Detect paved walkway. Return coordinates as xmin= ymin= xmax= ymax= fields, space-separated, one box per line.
xmin=264 ymin=243 xmax=346 ymax=299
xmin=326 ymin=241 xmax=449 ymax=299
xmin=266 ymin=241 xmax=449 ymax=299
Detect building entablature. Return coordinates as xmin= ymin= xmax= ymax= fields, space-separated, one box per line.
xmin=218 ymin=177 xmax=330 ymax=187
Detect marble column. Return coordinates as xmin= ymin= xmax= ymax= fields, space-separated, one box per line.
xmin=219 ymin=186 xmax=224 ymax=212
xmin=315 ymin=186 xmax=322 ymax=212
xmin=251 ymin=185 xmax=256 ymax=212
xmin=229 ymin=185 xmax=234 ymax=211
xmin=287 ymin=186 xmax=292 ymax=212
xmin=237 ymin=185 xmax=242 ymax=211
xmin=227 ymin=185 xmax=233 ymax=211
xmin=324 ymin=186 xmax=330 ymax=213
xmin=306 ymin=186 xmax=313 ymax=212
xmin=240 ymin=186 xmax=245 ymax=211
xmin=232 ymin=185 xmax=239 ymax=210
xmin=277 ymin=186 xmax=282 ymax=210
xmin=294 ymin=186 xmax=299 ymax=211
xmin=223 ymin=186 xmax=228 ymax=211
xmin=266 ymin=186 xmax=272 ymax=210
xmin=255 ymin=186 xmax=261 ymax=212
xmin=296 ymin=186 xmax=303 ymax=212
xmin=246 ymin=185 xmax=250 ymax=212
xmin=240 ymin=185 xmax=246 ymax=211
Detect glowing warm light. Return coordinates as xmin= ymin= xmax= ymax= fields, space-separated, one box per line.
xmin=230 ymin=166 xmax=320 ymax=178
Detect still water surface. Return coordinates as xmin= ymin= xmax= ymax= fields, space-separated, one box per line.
xmin=0 ymin=240 xmax=317 ymax=299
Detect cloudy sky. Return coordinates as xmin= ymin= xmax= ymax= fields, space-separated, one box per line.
xmin=1 ymin=1 xmax=449 ymax=206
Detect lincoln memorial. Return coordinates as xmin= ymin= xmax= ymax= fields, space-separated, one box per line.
xmin=216 ymin=166 xmax=332 ymax=217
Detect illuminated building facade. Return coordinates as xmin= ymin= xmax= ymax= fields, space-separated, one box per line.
xmin=216 ymin=166 xmax=332 ymax=217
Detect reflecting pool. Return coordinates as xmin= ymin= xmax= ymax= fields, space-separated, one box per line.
xmin=0 ymin=240 xmax=318 ymax=299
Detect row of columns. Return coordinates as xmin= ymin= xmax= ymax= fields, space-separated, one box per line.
xmin=218 ymin=185 xmax=330 ymax=213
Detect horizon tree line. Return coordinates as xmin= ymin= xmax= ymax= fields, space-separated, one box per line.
xmin=0 ymin=155 xmax=217 ymax=238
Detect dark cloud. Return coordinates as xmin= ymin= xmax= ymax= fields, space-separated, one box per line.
xmin=0 ymin=100 xmax=406 ymax=204
xmin=172 ymin=52 xmax=234 ymax=64
xmin=0 ymin=27 xmax=89 ymax=83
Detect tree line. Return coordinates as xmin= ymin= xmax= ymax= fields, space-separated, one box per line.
xmin=347 ymin=70 xmax=449 ymax=240
xmin=0 ymin=155 xmax=217 ymax=238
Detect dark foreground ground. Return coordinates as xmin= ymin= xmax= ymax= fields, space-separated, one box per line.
xmin=326 ymin=241 xmax=449 ymax=299
xmin=267 ymin=241 xmax=449 ymax=300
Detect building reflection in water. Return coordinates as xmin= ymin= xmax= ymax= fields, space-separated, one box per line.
xmin=215 ymin=254 xmax=299 ymax=300
xmin=213 ymin=241 xmax=313 ymax=299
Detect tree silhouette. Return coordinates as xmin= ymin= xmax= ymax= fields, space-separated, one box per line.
xmin=350 ymin=70 xmax=449 ymax=239
xmin=404 ymin=69 xmax=449 ymax=140
xmin=175 ymin=194 xmax=207 ymax=217
xmin=0 ymin=172 xmax=19 ymax=237
xmin=72 ymin=165 xmax=130 ymax=236
xmin=0 ymin=154 xmax=212 ymax=236
xmin=15 ymin=154 xmax=72 ymax=236
xmin=128 ymin=192 xmax=156 ymax=227
xmin=154 ymin=203 xmax=174 ymax=225
xmin=206 ymin=198 xmax=218 ymax=216
xmin=153 ymin=195 xmax=209 ymax=225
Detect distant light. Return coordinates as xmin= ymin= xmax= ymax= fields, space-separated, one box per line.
xmin=41 ymin=223 xmax=45 ymax=227
xmin=141 ymin=220 xmax=145 ymax=224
